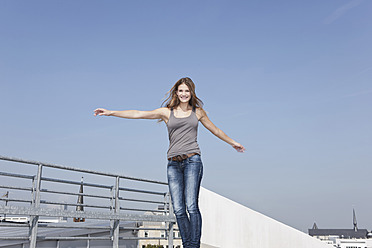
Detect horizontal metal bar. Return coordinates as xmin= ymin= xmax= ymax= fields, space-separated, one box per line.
xmin=0 ymin=223 xmax=29 ymax=227
xmin=0 ymin=223 xmax=111 ymax=230
xmin=38 ymin=226 xmax=174 ymax=231
xmin=120 ymin=207 xmax=166 ymax=213
xmin=0 ymin=198 xmax=32 ymax=204
xmin=0 ymin=223 xmax=178 ymax=232
xmin=40 ymin=177 xmax=113 ymax=189
xmin=0 ymin=185 xmax=33 ymax=191
xmin=119 ymin=237 xmax=182 ymax=240
xmin=0 ymin=171 xmax=34 ymax=180
xmin=0 ymin=205 xmax=176 ymax=222
xmin=40 ymin=200 xmax=110 ymax=210
xmin=119 ymin=186 xmax=166 ymax=196
xmin=0 ymin=155 xmax=167 ymax=185
xmin=124 ymin=227 xmax=170 ymax=231
xmin=40 ymin=188 xmax=112 ymax=200
xmin=119 ymin=237 xmax=167 ymax=240
xmin=137 ymin=227 xmax=179 ymax=231
xmin=0 ymin=237 xmax=29 ymax=240
xmin=38 ymin=236 xmax=111 ymax=240
xmin=38 ymin=224 xmax=110 ymax=229
xmin=119 ymin=196 xmax=165 ymax=205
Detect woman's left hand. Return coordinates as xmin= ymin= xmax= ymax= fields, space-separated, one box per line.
xmin=232 ymin=143 xmax=245 ymax=153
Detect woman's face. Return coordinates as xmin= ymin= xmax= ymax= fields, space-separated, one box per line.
xmin=176 ymin=83 xmax=191 ymax=103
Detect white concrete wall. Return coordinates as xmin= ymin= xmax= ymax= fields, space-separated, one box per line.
xmin=199 ymin=187 xmax=332 ymax=248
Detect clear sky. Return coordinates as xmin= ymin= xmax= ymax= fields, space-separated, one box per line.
xmin=1 ymin=0 xmax=371 ymax=232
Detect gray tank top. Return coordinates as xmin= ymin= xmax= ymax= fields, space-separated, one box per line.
xmin=166 ymin=107 xmax=201 ymax=159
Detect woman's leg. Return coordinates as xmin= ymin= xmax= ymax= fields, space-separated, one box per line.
xmin=184 ymin=155 xmax=203 ymax=248
xmin=167 ymin=160 xmax=191 ymax=247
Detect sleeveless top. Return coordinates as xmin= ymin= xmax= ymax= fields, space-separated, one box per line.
xmin=166 ymin=107 xmax=201 ymax=159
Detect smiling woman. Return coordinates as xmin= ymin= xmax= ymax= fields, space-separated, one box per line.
xmin=94 ymin=77 xmax=245 ymax=248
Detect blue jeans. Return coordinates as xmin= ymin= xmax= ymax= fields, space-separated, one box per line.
xmin=167 ymin=154 xmax=203 ymax=248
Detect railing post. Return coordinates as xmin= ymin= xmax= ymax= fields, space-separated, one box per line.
xmin=167 ymin=192 xmax=174 ymax=248
xmin=29 ymin=163 xmax=42 ymax=248
xmin=111 ymin=176 xmax=120 ymax=248
xmin=87 ymin=234 xmax=90 ymax=248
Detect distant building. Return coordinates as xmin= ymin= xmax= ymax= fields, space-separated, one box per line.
xmin=308 ymin=209 xmax=372 ymax=248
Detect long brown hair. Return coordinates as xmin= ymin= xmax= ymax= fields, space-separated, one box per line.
xmin=162 ymin=77 xmax=204 ymax=109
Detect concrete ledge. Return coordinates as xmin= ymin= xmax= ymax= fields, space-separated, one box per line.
xmin=199 ymin=187 xmax=332 ymax=248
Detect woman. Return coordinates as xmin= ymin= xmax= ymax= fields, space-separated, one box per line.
xmin=94 ymin=77 xmax=245 ymax=248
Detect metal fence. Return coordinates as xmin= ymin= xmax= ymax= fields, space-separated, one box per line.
xmin=0 ymin=155 xmax=177 ymax=248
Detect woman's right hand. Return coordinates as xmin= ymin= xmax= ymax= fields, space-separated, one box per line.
xmin=232 ymin=142 xmax=246 ymax=153
xmin=94 ymin=108 xmax=112 ymax=116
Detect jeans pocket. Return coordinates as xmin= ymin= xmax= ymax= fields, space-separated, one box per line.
xmin=168 ymin=160 xmax=177 ymax=166
xmin=188 ymin=154 xmax=201 ymax=163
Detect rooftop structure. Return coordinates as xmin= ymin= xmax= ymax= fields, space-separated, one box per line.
xmin=308 ymin=209 xmax=372 ymax=248
xmin=309 ymin=228 xmax=369 ymax=239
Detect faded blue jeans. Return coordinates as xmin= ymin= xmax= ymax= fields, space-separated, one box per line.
xmin=167 ymin=154 xmax=203 ymax=248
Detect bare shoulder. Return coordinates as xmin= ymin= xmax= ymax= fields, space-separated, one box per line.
xmin=196 ymin=107 xmax=208 ymax=121
xmin=157 ymin=107 xmax=170 ymax=115
xmin=156 ymin=107 xmax=171 ymax=122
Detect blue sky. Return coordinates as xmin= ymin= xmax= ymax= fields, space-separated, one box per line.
xmin=1 ymin=0 xmax=371 ymax=232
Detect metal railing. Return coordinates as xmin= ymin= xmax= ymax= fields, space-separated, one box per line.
xmin=0 ymin=155 xmax=177 ymax=248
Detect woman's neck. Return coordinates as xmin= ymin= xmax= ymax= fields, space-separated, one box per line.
xmin=177 ymin=102 xmax=191 ymax=112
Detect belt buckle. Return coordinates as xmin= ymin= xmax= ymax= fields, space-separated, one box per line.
xmin=177 ymin=155 xmax=183 ymax=162
xmin=174 ymin=154 xmax=187 ymax=162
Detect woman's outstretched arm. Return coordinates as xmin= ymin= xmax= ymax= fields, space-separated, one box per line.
xmin=94 ymin=108 xmax=169 ymax=122
xmin=197 ymin=108 xmax=245 ymax=153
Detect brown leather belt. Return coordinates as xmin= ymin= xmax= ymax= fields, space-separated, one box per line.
xmin=168 ymin=153 xmax=198 ymax=162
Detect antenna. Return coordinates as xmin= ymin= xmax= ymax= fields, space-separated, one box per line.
xmin=73 ymin=177 xmax=85 ymax=222
xmin=353 ymin=208 xmax=358 ymax=232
